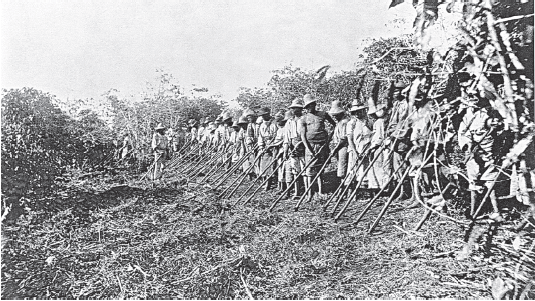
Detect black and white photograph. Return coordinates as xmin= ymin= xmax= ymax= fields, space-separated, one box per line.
xmin=1 ymin=0 xmax=534 ymax=299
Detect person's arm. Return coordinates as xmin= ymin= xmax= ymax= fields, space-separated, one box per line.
xmin=151 ymin=133 xmax=157 ymax=151
xmin=347 ymin=120 xmax=356 ymax=154
xmin=300 ymin=118 xmax=313 ymax=155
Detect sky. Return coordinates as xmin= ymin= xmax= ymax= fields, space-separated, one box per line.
xmin=0 ymin=0 xmax=415 ymax=103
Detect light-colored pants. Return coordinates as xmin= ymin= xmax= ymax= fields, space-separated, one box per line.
xmin=153 ymin=152 xmax=165 ymax=180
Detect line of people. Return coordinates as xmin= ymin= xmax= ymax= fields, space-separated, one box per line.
xmin=152 ymin=74 xmax=518 ymax=221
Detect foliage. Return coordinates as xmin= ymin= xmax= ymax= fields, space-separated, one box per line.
xmin=1 ymin=88 xmax=73 ymax=197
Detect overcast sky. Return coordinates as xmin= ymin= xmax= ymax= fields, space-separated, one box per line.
xmin=0 ymin=0 xmax=415 ymax=102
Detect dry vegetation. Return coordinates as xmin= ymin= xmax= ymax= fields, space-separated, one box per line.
xmin=2 ymin=168 xmax=533 ymax=299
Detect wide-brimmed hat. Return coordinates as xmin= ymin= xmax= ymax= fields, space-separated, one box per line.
xmin=155 ymin=123 xmax=166 ymax=130
xmin=284 ymin=110 xmax=294 ymax=121
xmin=393 ymin=80 xmax=408 ymax=89
xmin=204 ymin=116 xmax=212 ymax=124
xmin=328 ymin=100 xmax=345 ymax=115
xmin=243 ymin=108 xmax=256 ymax=118
xmin=289 ymin=97 xmax=304 ymax=109
xmin=232 ymin=120 xmax=240 ymax=128
xmin=350 ymin=99 xmax=367 ymax=112
xmin=188 ymin=119 xmax=198 ymax=126
xmin=222 ymin=111 xmax=232 ymax=121
xmin=258 ymin=107 xmax=271 ymax=116
xmin=209 ymin=122 xmax=217 ymax=131
xmin=303 ymin=94 xmax=316 ymax=107
xmin=256 ymin=116 xmax=264 ymax=124
xmin=238 ymin=116 xmax=248 ymax=125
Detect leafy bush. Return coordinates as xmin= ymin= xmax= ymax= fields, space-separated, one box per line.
xmin=1 ymin=88 xmax=73 ymax=197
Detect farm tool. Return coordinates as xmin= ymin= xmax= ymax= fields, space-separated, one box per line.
xmin=188 ymin=144 xmax=232 ymax=178
xmin=202 ymin=145 xmax=259 ymax=184
xmin=294 ymin=142 xmax=343 ymax=212
xmin=236 ymin=152 xmax=288 ymax=206
xmin=322 ymin=144 xmax=372 ymax=213
xmin=218 ymin=137 xmax=278 ymax=198
xmin=269 ymin=139 xmax=332 ymax=212
xmin=213 ymin=145 xmax=261 ymax=190
xmin=331 ymin=143 xmax=388 ymax=220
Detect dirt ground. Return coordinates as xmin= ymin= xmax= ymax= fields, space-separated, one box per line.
xmin=1 ymin=167 xmax=534 ymax=299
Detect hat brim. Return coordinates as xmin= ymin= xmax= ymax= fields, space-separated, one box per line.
xmin=329 ymin=108 xmax=345 ymax=115
xmin=304 ymin=101 xmax=317 ymax=107
xmin=156 ymin=126 xmax=166 ymax=130
xmin=289 ymin=104 xmax=303 ymax=109
xmin=350 ymin=105 xmax=367 ymax=112
xmin=368 ymin=104 xmax=386 ymax=115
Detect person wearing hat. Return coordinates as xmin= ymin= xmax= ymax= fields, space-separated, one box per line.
xmin=266 ymin=110 xmax=288 ymax=192
xmin=236 ymin=115 xmax=252 ymax=175
xmin=300 ymin=94 xmax=336 ymax=200
xmin=151 ymin=123 xmax=168 ymax=181
xmin=254 ymin=114 xmax=264 ymax=176
xmin=229 ymin=118 xmax=243 ymax=166
xmin=197 ymin=116 xmax=207 ymax=145
xmin=217 ymin=112 xmax=233 ymax=151
xmin=404 ymin=76 xmax=446 ymax=209
xmin=188 ymin=119 xmax=199 ymax=144
xmin=120 ymin=131 xmax=131 ymax=161
xmin=242 ymin=109 xmax=259 ymax=180
xmin=328 ymin=100 xmax=350 ymax=186
xmin=283 ymin=97 xmax=306 ymax=199
xmin=344 ymin=99 xmax=372 ymax=197
xmin=257 ymin=107 xmax=278 ymax=190
xmin=385 ymin=80 xmax=413 ymax=202
xmin=457 ymin=73 xmax=512 ymax=221
xmin=367 ymin=93 xmax=391 ymax=191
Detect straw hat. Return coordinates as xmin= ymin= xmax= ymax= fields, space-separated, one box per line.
xmin=393 ymin=80 xmax=408 ymax=90
xmin=289 ymin=97 xmax=304 ymax=109
xmin=188 ymin=118 xmax=197 ymax=126
xmin=222 ymin=111 xmax=232 ymax=121
xmin=232 ymin=120 xmax=240 ymax=128
xmin=204 ymin=116 xmax=212 ymax=124
xmin=243 ymin=108 xmax=256 ymax=118
xmin=256 ymin=116 xmax=264 ymax=124
xmin=155 ymin=123 xmax=166 ymax=130
xmin=328 ymin=100 xmax=345 ymax=115
xmin=238 ymin=116 xmax=248 ymax=125
xmin=303 ymin=94 xmax=316 ymax=107
xmin=350 ymin=99 xmax=367 ymax=112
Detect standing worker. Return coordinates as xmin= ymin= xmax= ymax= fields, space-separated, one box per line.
xmin=151 ymin=123 xmax=168 ymax=181
xmin=244 ymin=108 xmax=258 ymax=180
xmin=300 ymin=94 xmax=336 ymax=201
xmin=266 ymin=110 xmax=288 ymax=192
xmin=283 ymin=98 xmax=305 ymax=199
xmin=258 ymin=107 xmax=278 ymax=190
xmin=345 ymin=99 xmax=372 ymax=198
xmin=328 ymin=100 xmax=350 ymax=188
xmin=367 ymin=92 xmax=391 ymax=192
